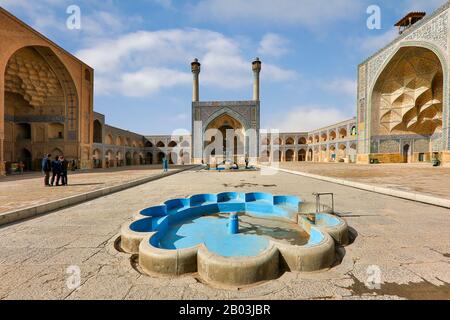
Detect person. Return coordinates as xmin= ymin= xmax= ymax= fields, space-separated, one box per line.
xmin=42 ymin=154 xmax=52 ymax=186
xmin=245 ymin=157 xmax=249 ymax=169
xmin=51 ymin=156 xmax=62 ymax=186
xmin=18 ymin=161 xmax=24 ymax=174
xmin=162 ymin=156 xmax=169 ymax=173
xmin=60 ymin=156 xmax=69 ymax=186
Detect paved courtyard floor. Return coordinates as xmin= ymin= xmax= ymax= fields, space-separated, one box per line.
xmin=280 ymin=163 xmax=450 ymax=199
xmin=0 ymin=165 xmax=179 ymax=214
xmin=0 ymin=167 xmax=449 ymax=300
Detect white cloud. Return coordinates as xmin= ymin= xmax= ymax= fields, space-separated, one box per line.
xmin=119 ymin=68 xmax=191 ymax=97
xmin=193 ymin=0 xmax=364 ymax=28
xmin=266 ymin=106 xmax=351 ymax=132
xmin=258 ymin=33 xmax=290 ymax=57
xmin=76 ymin=28 xmax=297 ymax=97
xmin=0 ymin=0 xmax=141 ymax=39
xmin=321 ymin=78 xmax=357 ymax=97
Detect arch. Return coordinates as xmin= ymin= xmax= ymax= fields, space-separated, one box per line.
xmin=403 ymin=144 xmax=411 ymax=163
xmin=48 ymin=123 xmax=64 ymax=140
xmin=337 ymin=144 xmax=347 ymax=162
xmin=329 ymin=145 xmax=337 ymax=162
xmin=146 ymin=152 xmax=153 ymax=165
xmin=307 ymin=149 xmax=313 ymax=162
xmin=168 ymin=141 xmax=178 ymax=148
xmin=51 ymin=148 xmax=63 ymax=157
xmin=314 ymin=135 xmax=320 ymax=143
xmin=370 ymin=45 xmax=444 ymax=142
xmin=156 ymin=141 xmax=165 ymax=148
xmin=321 ymin=133 xmax=328 ymax=142
xmin=285 ymin=137 xmax=295 ymax=145
xmin=105 ymin=134 xmax=113 ymax=145
xmin=204 ymin=112 xmax=245 ymax=162
xmin=273 ymin=137 xmax=282 ymax=145
xmin=181 ymin=141 xmax=190 ymax=148
xmin=349 ymin=143 xmax=357 ymax=163
xmin=329 ymin=131 xmax=337 ymax=141
xmin=125 ymin=151 xmax=132 ymax=166
xmin=126 ymin=137 xmax=132 ymax=147
xmin=93 ymin=148 xmax=102 ymax=168
xmin=338 ymin=128 xmax=347 ymax=139
xmin=298 ymin=149 xmax=306 ymax=162
xmin=285 ymin=149 xmax=294 ymax=162
xmin=298 ymin=137 xmax=307 ymax=145
xmin=308 ymin=136 xmax=314 ymax=144
xmin=16 ymin=123 xmax=31 ymax=140
xmin=18 ymin=148 xmax=32 ymax=171
xmin=133 ymin=151 xmax=139 ymax=165
xmin=116 ymin=151 xmax=123 ymax=166
xmin=202 ymin=107 xmax=250 ymax=132
xmin=169 ymin=151 xmax=177 ymax=164
xmin=145 ymin=141 xmax=154 ymax=148
xmin=93 ymin=120 xmax=102 ymax=143
xmin=157 ymin=152 xmax=165 ymax=164
xmin=115 ymin=136 xmax=123 ymax=146
xmin=3 ymin=45 xmax=79 ymax=171
xmin=105 ymin=149 xmax=114 ymax=168
xmin=93 ymin=148 xmax=102 ymax=159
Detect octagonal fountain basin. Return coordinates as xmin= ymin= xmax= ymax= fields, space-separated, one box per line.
xmin=120 ymin=192 xmax=345 ymax=287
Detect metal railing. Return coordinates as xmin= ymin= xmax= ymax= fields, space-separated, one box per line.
xmin=312 ymin=192 xmax=335 ymax=214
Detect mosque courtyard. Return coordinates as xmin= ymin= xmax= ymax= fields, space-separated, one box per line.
xmin=0 ymin=165 xmax=449 ymax=300
xmin=0 ymin=0 xmax=449 ymax=303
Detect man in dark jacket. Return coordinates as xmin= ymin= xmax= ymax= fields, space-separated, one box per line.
xmin=42 ymin=154 xmax=52 ymax=187
xmin=60 ymin=156 xmax=69 ymax=186
xmin=50 ymin=156 xmax=62 ymax=186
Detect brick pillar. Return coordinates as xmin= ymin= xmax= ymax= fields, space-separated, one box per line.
xmin=0 ymin=76 xmax=4 ymax=176
xmin=0 ymin=138 xmax=4 ymax=175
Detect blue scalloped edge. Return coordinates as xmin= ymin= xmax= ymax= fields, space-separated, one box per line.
xmin=128 ymin=192 xmax=346 ymax=254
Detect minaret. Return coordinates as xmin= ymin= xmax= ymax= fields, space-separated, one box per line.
xmin=191 ymin=58 xmax=201 ymax=102
xmin=252 ymin=57 xmax=262 ymax=101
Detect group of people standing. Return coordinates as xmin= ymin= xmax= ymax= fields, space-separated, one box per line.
xmin=42 ymin=154 xmax=69 ymax=187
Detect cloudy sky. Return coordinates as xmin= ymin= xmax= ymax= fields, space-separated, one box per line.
xmin=0 ymin=0 xmax=446 ymax=134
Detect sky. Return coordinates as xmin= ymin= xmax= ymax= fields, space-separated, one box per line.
xmin=0 ymin=0 xmax=446 ymax=135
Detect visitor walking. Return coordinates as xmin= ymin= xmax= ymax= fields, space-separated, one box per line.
xmin=162 ymin=156 xmax=169 ymax=173
xmin=50 ymin=156 xmax=62 ymax=186
xmin=60 ymin=156 xmax=69 ymax=186
xmin=42 ymin=154 xmax=52 ymax=186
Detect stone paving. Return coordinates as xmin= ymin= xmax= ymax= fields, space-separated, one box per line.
xmin=0 ymin=167 xmax=449 ymax=300
xmin=0 ymin=165 xmax=179 ymax=214
xmin=280 ymin=163 xmax=450 ymax=199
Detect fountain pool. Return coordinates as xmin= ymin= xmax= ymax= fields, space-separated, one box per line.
xmin=120 ymin=192 xmax=349 ymax=287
